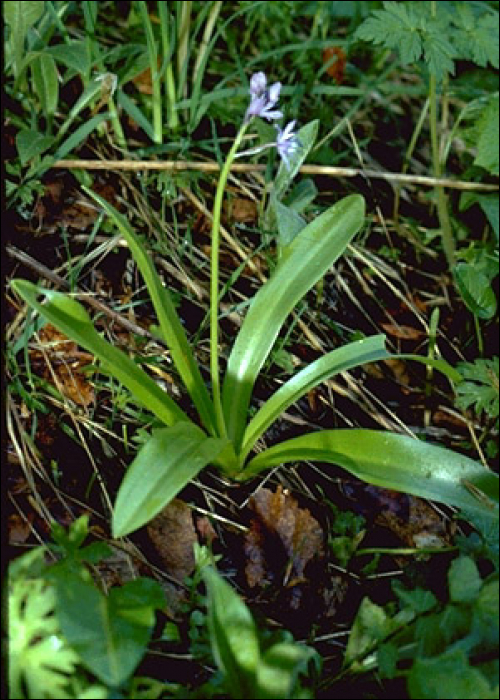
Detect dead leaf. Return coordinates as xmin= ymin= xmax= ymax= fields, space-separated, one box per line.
xmin=381 ymin=323 xmax=426 ymax=341
xmin=245 ymin=486 xmax=324 ymax=590
xmin=32 ymin=324 xmax=95 ymax=407
xmin=147 ymin=499 xmax=197 ymax=583
xmin=322 ymin=47 xmax=347 ymax=84
xmin=224 ymin=198 xmax=258 ymax=224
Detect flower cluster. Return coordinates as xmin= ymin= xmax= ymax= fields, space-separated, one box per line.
xmin=243 ymin=72 xmax=299 ymax=170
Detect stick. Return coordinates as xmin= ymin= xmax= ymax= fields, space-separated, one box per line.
xmin=51 ymin=159 xmax=499 ymax=191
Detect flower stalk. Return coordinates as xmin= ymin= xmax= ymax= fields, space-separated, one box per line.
xmin=210 ymin=121 xmax=250 ymax=437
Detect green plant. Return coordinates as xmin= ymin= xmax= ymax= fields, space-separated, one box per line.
xmin=199 ymin=546 xmax=319 ymax=699
xmin=11 ymin=71 xmax=499 ymax=539
xmin=341 ymin=544 xmax=499 ymax=699
xmin=355 ymin=0 xmax=499 ymax=269
xmin=7 ymin=517 xmax=168 ymax=698
xmin=456 ymin=357 xmax=499 ymax=429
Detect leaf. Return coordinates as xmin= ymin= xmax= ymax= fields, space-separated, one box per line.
xmin=456 ymin=358 xmax=499 ymax=420
xmin=222 ymin=194 xmax=365 ymax=450
xmin=355 ymin=3 xmax=423 ymax=63
xmin=203 ymin=566 xmax=261 ymax=699
xmin=408 ymin=648 xmax=498 ymax=699
xmin=46 ymin=41 xmax=90 ymax=75
xmin=83 ymin=189 xmax=217 ymax=437
xmin=31 ymin=54 xmax=59 ymax=117
xmin=474 ymin=96 xmax=499 ymax=176
xmin=117 ymin=89 xmax=155 ymax=141
xmin=454 ymin=263 xmax=498 ymax=320
xmin=53 ymin=112 xmax=112 ymax=161
xmin=453 ymin=5 xmax=499 ymax=69
xmin=344 ymin=597 xmax=397 ymax=671
xmin=241 ymin=335 xmax=390 ymax=461
xmin=4 ymin=0 xmax=44 ymax=76
xmin=112 ymin=423 xmax=228 ymax=537
xmin=285 ymin=178 xmax=318 ymax=213
xmin=9 ymin=553 xmax=80 ymax=700
xmin=11 ymin=279 xmax=189 ymax=427
xmin=16 ymin=129 xmax=55 ymax=165
xmin=52 ymin=571 xmax=164 ymax=687
xmin=245 ymin=485 xmax=323 ymax=591
xmin=273 ymin=198 xmax=307 ymax=247
xmin=477 ymin=195 xmax=500 ymax=242
xmin=256 ymin=641 xmax=316 ymax=699
xmin=146 ymin=500 xmax=197 ymax=583
xmin=448 ymin=556 xmax=482 ymax=604
xmin=244 ymin=429 xmax=500 ymax=521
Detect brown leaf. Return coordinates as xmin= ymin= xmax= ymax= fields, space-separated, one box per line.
xmin=33 ymin=324 xmax=95 ymax=407
xmin=224 ymin=198 xmax=258 ymax=224
xmin=381 ymin=323 xmax=426 ymax=340
xmin=147 ymin=499 xmax=197 ymax=583
xmin=245 ymin=486 xmax=324 ymax=589
xmin=322 ymin=47 xmax=347 ymax=84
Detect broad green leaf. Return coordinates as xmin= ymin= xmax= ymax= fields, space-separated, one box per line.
xmin=16 ymin=128 xmax=55 ymax=165
xmin=203 ymin=567 xmax=260 ymax=698
xmin=256 ymin=642 xmax=316 ymax=699
xmin=84 ymin=189 xmax=218 ymax=437
xmin=273 ymin=198 xmax=307 ymax=247
xmin=4 ymin=0 xmax=44 ymax=76
xmin=448 ymin=556 xmax=482 ymax=604
xmin=31 ymin=54 xmax=59 ymax=117
xmin=45 ymin=41 xmax=90 ymax=75
xmin=243 ymin=429 xmax=499 ymax=520
xmin=52 ymin=571 xmax=164 ymax=687
xmin=344 ymin=597 xmax=397 ymax=671
xmin=240 ymin=335 xmax=390 ymax=461
xmin=113 ymin=423 xmax=228 ymax=537
xmin=274 ymin=120 xmax=319 ymax=199
xmin=455 ymin=263 xmax=497 ymax=320
xmin=478 ymin=194 xmax=499 ymax=242
xmin=222 ymin=194 xmax=365 ymax=449
xmin=11 ymin=279 xmax=188 ymax=427
xmin=408 ymin=648 xmax=498 ymax=699
xmin=475 ymin=96 xmax=499 ymax=175
xmin=285 ymin=178 xmax=318 ymax=213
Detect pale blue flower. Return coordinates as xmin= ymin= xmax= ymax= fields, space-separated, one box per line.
xmin=275 ymin=120 xmax=300 ymax=169
xmin=245 ymin=72 xmax=283 ymax=123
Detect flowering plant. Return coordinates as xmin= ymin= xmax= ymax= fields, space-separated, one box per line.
xmin=12 ymin=73 xmax=498 ymax=537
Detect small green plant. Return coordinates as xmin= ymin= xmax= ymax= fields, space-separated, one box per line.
xmin=11 ymin=71 xmax=499 ymax=539
xmin=456 ymin=357 xmax=499 ymax=430
xmin=7 ymin=516 xmax=168 ymax=698
xmin=355 ymin=0 xmax=499 ymax=269
xmin=341 ymin=541 xmax=499 ymax=699
xmin=198 ymin=545 xmax=319 ymax=699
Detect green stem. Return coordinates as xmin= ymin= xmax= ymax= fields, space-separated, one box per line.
xmin=429 ymin=3 xmax=455 ymax=269
xmin=474 ymin=314 xmax=484 ymax=356
xmin=210 ymin=121 xmax=250 ymax=437
xmin=158 ymin=1 xmax=179 ymax=130
xmin=138 ymin=1 xmax=162 ymax=144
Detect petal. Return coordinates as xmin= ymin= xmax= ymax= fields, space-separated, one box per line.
xmin=262 ymin=108 xmax=283 ymax=121
xmin=250 ymin=72 xmax=267 ymax=95
xmin=267 ymin=82 xmax=282 ymax=104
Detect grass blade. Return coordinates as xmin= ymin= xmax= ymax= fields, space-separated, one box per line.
xmin=84 ymin=189 xmax=218 ymax=436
